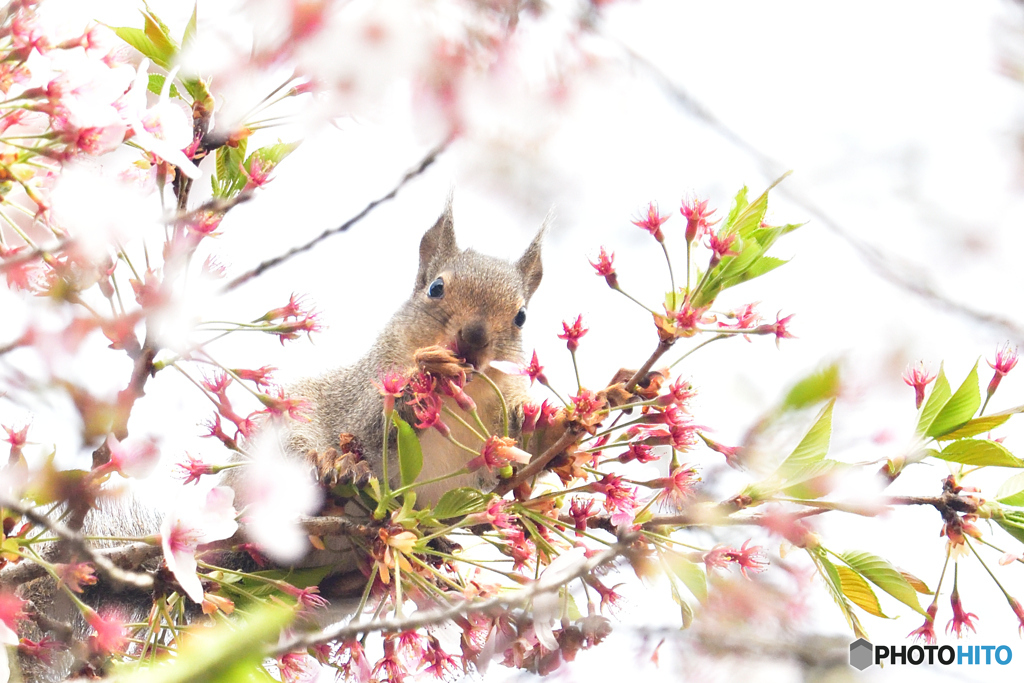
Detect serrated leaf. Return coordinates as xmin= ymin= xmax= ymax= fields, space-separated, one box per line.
xmin=927 ymin=362 xmax=981 ymax=438
xmin=431 ymin=488 xmax=490 ymax=519
xmin=840 ymin=550 xmax=926 ymax=615
xmin=934 ymin=439 xmax=1024 ymax=468
xmin=663 ymin=552 xmax=707 ymax=603
xmin=782 ymin=363 xmax=842 ymax=411
xmin=250 ymin=141 xmax=301 ymax=168
xmin=113 ymin=27 xmax=171 ymax=67
xmin=997 ymin=472 xmax=1024 ymax=506
xmin=916 ymin=365 xmax=951 ymax=436
xmin=836 ymin=565 xmax=889 ymax=618
xmin=936 ymin=414 xmax=1011 ymax=441
xmin=899 ymin=570 xmax=933 ymax=595
xmin=722 ymin=186 xmax=749 ymax=232
xmin=214 ymin=143 xmax=247 ymax=198
xmin=392 ymin=414 xmax=422 ymax=488
xmin=808 ymin=547 xmax=867 ymax=638
xmin=147 ymin=74 xmax=180 ymax=99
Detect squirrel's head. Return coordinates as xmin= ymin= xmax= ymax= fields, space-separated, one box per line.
xmin=409 ymin=198 xmax=544 ymax=370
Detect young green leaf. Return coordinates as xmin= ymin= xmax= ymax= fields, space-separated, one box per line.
xmin=935 ymin=413 xmax=1011 ymax=441
xmin=142 ymin=9 xmax=178 ymax=58
xmin=927 ymin=361 xmax=980 ymax=438
xmin=663 ymin=552 xmax=707 ymax=603
xmin=782 ymin=362 xmax=841 ymax=411
xmin=182 ymin=2 xmax=198 ymax=49
xmin=994 ymin=509 xmax=1024 ymax=545
xmin=392 ymin=414 xmax=422 ymax=488
xmin=836 ymin=565 xmax=890 ymax=619
xmin=113 ymin=27 xmax=171 ymax=68
xmin=996 ymin=471 xmax=1024 ymax=506
xmin=839 ymin=550 xmax=926 ymax=615
xmin=915 ymin=367 xmax=949 ymax=436
xmin=808 ymin=547 xmax=868 ymax=638
xmin=777 ymin=399 xmax=835 ymax=479
xmin=147 ymin=74 xmax=180 ymax=99
xmin=934 ymin=439 xmax=1024 ymax=468
xmin=431 ymin=488 xmax=490 ymax=519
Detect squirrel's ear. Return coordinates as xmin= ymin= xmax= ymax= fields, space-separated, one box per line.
xmin=416 ymin=199 xmax=459 ymax=290
xmin=516 ymin=223 xmax=545 ymax=301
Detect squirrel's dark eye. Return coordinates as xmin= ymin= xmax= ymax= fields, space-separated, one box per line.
xmin=427 ymin=277 xmax=445 ymax=299
xmin=513 ymin=307 xmax=527 ymax=328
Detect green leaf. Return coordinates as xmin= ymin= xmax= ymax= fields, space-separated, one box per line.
xmin=916 ymin=365 xmax=950 ymax=435
xmin=124 ymin=604 xmax=292 ymax=683
xmin=997 ymin=472 xmax=1024 ymax=506
xmin=249 ymin=141 xmax=301 ymax=168
xmin=782 ymin=460 xmax=847 ymax=499
xmin=113 ymin=27 xmax=171 ymax=67
xmin=668 ymin=581 xmax=695 ymax=629
xmin=722 ymin=186 xmax=749 ymax=232
xmin=431 ymin=488 xmax=490 ymax=519
xmin=899 ymin=570 xmax=933 ymax=595
xmin=782 ymin=363 xmax=842 ymax=411
xmin=807 ymin=547 xmax=867 ymax=638
xmin=777 ymin=399 xmax=835 ymax=479
xmin=934 ymin=439 xmax=1024 ymax=468
xmin=836 ymin=564 xmax=889 ymax=619
xmin=392 ymin=414 xmax=422 ymax=488
xmin=927 ymin=362 xmax=980 ymax=438
xmin=936 ymin=414 xmax=1011 ymax=441
xmin=182 ymin=3 xmax=198 ymax=49
xmin=214 ymin=142 xmax=247 ymax=197
xmin=734 ymin=255 xmax=788 ymax=283
xmin=142 ymin=8 xmax=178 ymax=58
xmin=147 ymin=74 xmax=180 ymax=99
xmin=663 ymin=552 xmax=707 ymax=603
xmin=994 ymin=509 xmax=1024 ymax=544
xmin=839 ymin=550 xmax=926 ymax=615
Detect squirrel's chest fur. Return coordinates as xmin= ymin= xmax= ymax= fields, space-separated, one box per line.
xmin=414 ymin=369 xmax=513 ymax=505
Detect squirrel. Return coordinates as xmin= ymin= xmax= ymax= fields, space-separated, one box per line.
xmin=280 ymin=198 xmax=544 ymax=507
xmin=14 ymin=199 xmax=545 ymax=683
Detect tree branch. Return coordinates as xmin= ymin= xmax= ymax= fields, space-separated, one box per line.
xmin=492 ymin=426 xmax=581 ymax=496
xmin=611 ymin=33 xmax=1024 ymax=342
xmin=274 ymin=535 xmax=635 ymax=653
xmin=222 ymin=140 xmax=450 ymax=293
xmin=0 ymin=498 xmax=156 ymax=591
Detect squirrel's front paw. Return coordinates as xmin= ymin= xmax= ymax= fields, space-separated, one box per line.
xmin=308 ymin=433 xmax=372 ymax=487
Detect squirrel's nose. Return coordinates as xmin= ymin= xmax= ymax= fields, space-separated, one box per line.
xmin=457 ymin=320 xmax=490 ymax=367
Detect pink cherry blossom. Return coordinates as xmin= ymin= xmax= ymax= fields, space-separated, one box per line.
xmin=160 ymin=486 xmax=239 ymax=603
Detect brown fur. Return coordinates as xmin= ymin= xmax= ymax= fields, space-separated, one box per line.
xmin=286 ymin=199 xmax=544 ymax=506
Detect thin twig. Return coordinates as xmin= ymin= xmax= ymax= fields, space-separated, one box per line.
xmin=222 ymin=140 xmax=450 ymax=293
xmin=0 ymin=498 xmax=155 ymax=590
xmin=613 ymin=35 xmax=1024 ymax=342
xmin=274 ymin=536 xmax=634 ymax=653
xmin=493 ymin=426 xmax=581 ymax=496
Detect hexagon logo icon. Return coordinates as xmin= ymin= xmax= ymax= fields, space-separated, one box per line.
xmin=849 ymin=638 xmax=873 ymax=670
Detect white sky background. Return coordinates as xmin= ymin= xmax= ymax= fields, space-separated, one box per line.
xmin=6 ymin=0 xmax=1024 ymax=681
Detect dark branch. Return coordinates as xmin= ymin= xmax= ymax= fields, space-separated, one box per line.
xmin=222 ymin=140 xmax=450 ymax=293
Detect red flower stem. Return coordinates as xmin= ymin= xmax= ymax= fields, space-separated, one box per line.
xmin=473 ymin=370 xmax=509 ymax=437
xmin=660 ymin=241 xmax=676 ymax=298
xmin=624 ymin=339 xmax=675 ymax=394
xmin=492 ymin=427 xmax=581 ymax=496
xmin=669 ymin=333 xmax=730 ymax=369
